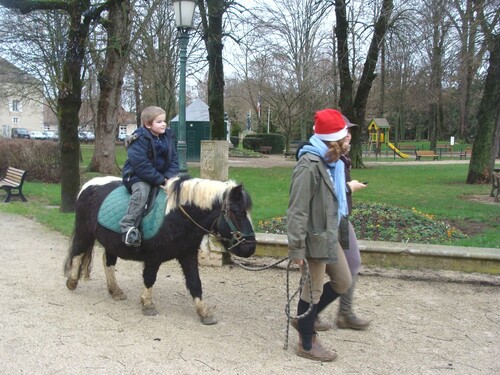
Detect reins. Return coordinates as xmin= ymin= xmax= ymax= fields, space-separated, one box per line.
xmin=178 ymin=205 xmax=312 ymax=351
xmin=231 ymin=255 xmax=314 ymax=351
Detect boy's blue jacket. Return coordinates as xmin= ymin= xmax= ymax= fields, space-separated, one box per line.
xmin=122 ymin=126 xmax=179 ymax=190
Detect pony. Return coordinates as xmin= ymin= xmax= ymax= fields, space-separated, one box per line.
xmin=64 ymin=175 xmax=256 ymax=324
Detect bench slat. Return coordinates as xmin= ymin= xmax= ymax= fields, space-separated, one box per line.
xmin=0 ymin=167 xmax=28 ymax=202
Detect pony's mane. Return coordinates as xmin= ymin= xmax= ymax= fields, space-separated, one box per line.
xmin=165 ymin=177 xmax=237 ymax=214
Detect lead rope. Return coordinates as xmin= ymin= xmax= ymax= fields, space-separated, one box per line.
xmin=283 ymin=259 xmax=313 ymax=350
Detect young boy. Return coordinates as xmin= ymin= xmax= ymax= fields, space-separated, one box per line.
xmin=120 ymin=106 xmax=179 ymax=246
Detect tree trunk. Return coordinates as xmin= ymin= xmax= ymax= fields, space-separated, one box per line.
xmin=335 ymin=0 xmax=394 ymax=168
xmin=467 ymin=33 xmax=500 ymax=184
xmin=200 ymin=0 xmax=226 ymax=140
xmin=90 ymin=0 xmax=131 ymax=175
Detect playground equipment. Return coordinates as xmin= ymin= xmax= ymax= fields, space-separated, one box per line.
xmin=366 ymin=118 xmax=409 ymax=158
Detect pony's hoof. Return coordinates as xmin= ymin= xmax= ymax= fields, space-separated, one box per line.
xmin=111 ymin=291 xmax=127 ymax=300
xmin=66 ymin=279 xmax=78 ymax=290
xmin=142 ymin=305 xmax=158 ymax=316
xmin=201 ymin=316 xmax=218 ymax=325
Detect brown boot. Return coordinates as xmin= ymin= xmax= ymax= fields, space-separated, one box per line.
xmin=296 ymin=335 xmax=337 ymax=362
xmin=291 ymin=316 xmax=332 ymax=332
xmin=336 ymin=275 xmax=370 ymax=330
xmin=335 ymin=312 xmax=370 ymax=330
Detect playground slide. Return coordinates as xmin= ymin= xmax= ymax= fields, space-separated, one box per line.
xmin=387 ymin=141 xmax=410 ymax=158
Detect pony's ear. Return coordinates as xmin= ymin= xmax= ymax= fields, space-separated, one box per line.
xmin=229 ymin=184 xmax=244 ymax=200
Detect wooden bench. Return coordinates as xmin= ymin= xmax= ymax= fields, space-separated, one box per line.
xmin=258 ymin=146 xmax=272 ymax=154
xmin=460 ymin=148 xmax=472 ymax=160
xmin=436 ymin=144 xmax=451 ymax=158
xmin=398 ymin=145 xmax=417 ymax=153
xmin=0 ymin=167 xmax=28 ymax=202
xmin=415 ymin=150 xmax=438 ymax=161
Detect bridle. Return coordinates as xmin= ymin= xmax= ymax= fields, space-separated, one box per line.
xmin=178 ymin=204 xmax=255 ymax=253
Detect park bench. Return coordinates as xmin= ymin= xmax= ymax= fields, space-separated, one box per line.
xmin=258 ymin=145 xmax=272 ymax=154
xmin=415 ymin=150 xmax=438 ymax=161
xmin=0 ymin=167 xmax=28 ymax=202
xmin=460 ymin=147 xmax=472 ymax=160
xmin=398 ymin=145 xmax=417 ymax=153
xmin=436 ymin=144 xmax=452 ymax=158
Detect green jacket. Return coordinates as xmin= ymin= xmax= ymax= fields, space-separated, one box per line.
xmin=287 ymin=153 xmax=345 ymax=263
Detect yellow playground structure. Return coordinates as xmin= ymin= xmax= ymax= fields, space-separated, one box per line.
xmin=366 ymin=118 xmax=409 ymax=158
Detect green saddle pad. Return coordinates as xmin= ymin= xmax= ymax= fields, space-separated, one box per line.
xmin=97 ymin=185 xmax=167 ymax=240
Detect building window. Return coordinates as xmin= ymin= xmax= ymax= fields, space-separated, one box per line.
xmin=12 ymin=117 xmax=19 ymax=124
xmin=10 ymin=99 xmax=22 ymax=112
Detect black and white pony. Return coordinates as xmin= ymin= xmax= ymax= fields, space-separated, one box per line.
xmin=64 ymin=175 xmax=256 ymax=324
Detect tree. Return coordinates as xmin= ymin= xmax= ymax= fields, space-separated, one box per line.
xmin=198 ymin=0 xmax=227 ymax=140
xmin=0 ymin=0 xmax=114 ymax=212
xmin=335 ymin=0 xmax=394 ymax=168
xmin=466 ymin=1 xmax=500 ymax=184
xmin=89 ymin=0 xmax=132 ymax=175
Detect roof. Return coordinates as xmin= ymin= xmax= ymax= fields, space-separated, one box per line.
xmin=0 ymin=57 xmax=38 ymax=84
xmin=170 ymin=98 xmax=209 ymax=122
xmin=369 ymin=118 xmax=390 ymax=128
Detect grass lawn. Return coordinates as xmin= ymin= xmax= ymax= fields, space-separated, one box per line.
xmin=1 ymin=144 xmax=498 ymax=248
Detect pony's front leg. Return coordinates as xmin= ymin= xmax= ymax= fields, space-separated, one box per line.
xmin=141 ymin=262 xmax=161 ymax=316
xmin=178 ymin=256 xmax=217 ymax=325
xmin=103 ymin=252 xmax=127 ymax=300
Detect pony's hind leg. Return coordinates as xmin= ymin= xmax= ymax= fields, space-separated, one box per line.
xmin=178 ymin=256 xmax=217 ymax=325
xmin=103 ymin=251 xmax=127 ymax=300
xmin=64 ymin=232 xmax=95 ymax=290
xmin=65 ymin=253 xmax=84 ymax=290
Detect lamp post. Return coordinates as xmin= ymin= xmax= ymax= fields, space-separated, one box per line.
xmin=172 ymin=0 xmax=196 ymax=175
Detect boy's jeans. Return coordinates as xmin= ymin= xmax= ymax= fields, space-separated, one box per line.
xmin=119 ymin=181 xmax=151 ymax=233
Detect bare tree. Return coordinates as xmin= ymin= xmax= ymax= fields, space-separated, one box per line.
xmin=466 ymin=0 xmax=500 ymax=184
xmin=335 ymin=0 xmax=394 ymax=168
xmin=0 ymin=0 xmax=113 ymax=212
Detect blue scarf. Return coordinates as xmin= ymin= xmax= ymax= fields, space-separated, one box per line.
xmin=298 ymin=135 xmax=348 ymax=224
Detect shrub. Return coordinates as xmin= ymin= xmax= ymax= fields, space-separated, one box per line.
xmin=257 ymin=202 xmax=467 ymax=244
xmin=259 ymin=133 xmax=285 ymax=154
xmin=242 ymin=133 xmax=285 ymax=154
xmin=242 ymin=135 xmax=262 ymax=151
xmin=230 ymin=136 xmax=239 ymax=148
xmin=0 ymin=139 xmax=61 ymax=183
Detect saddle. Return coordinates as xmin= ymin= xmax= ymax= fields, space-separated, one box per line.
xmin=97 ymin=185 xmax=167 ymax=240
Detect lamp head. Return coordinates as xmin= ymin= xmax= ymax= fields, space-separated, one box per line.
xmin=172 ymin=0 xmax=197 ymax=30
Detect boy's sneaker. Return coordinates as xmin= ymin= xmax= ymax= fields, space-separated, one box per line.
xmin=123 ymin=227 xmax=141 ymax=247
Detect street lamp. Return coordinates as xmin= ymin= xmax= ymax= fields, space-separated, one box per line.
xmin=172 ymin=0 xmax=197 ymax=175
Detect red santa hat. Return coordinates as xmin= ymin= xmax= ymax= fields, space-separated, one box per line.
xmin=313 ymin=109 xmax=348 ymax=141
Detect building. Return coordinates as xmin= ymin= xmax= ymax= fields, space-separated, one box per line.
xmin=0 ymin=58 xmax=44 ymax=138
xmin=170 ymin=98 xmax=230 ymax=162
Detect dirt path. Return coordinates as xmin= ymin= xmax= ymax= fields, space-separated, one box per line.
xmin=0 ymin=212 xmax=499 ymax=374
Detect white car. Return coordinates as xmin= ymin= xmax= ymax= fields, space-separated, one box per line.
xmin=43 ymin=131 xmax=58 ymax=141
xmin=29 ymin=131 xmax=47 ymax=140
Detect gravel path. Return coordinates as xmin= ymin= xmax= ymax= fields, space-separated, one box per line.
xmin=0 ymin=212 xmax=499 ymax=374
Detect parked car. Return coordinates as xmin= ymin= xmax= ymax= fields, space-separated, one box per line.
xmin=78 ymin=131 xmax=95 ymax=142
xmin=29 ymin=131 xmax=47 ymax=140
xmin=43 ymin=131 xmax=58 ymax=141
xmin=11 ymin=127 xmax=30 ymax=139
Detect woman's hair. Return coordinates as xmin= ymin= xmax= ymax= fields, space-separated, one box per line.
xmin=141 ymin=106 xmax=166 ymax=126
xmin=324 ymin=137 xmax=350 ymax=163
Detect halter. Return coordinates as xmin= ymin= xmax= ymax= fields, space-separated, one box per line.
xmin=178 ymin=205 xmax=254 ymax=253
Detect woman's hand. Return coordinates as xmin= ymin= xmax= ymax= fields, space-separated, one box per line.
xmin=347 ymin=180 xmax=367 ymax=193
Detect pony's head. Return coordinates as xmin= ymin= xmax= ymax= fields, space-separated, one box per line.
xmin=166 ymin=177 xmax=256 ymax=258
xmin=216 ymin=183 xmax=256 ymax=257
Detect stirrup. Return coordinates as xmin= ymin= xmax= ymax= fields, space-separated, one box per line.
xmin=123 ymin=227 xmax=141 ymax=247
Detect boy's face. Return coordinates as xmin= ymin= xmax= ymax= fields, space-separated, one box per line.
xmin=146 ymin=114 xmax=167 ymax=136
